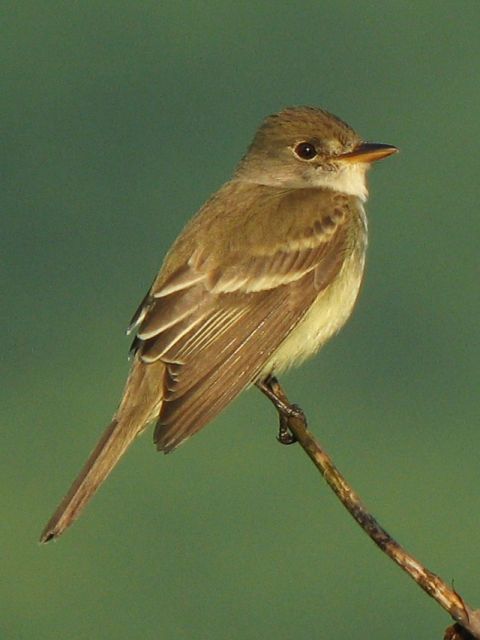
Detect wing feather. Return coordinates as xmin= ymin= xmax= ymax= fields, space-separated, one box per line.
xmin=152 ymin=240 xmax=346 ymax=451
xmin=137 ymin=285 xmax=204 ymax=339
xmin=156 ymin=282 xmax=307 ymax=451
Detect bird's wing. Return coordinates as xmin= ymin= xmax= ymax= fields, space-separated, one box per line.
xmin=129 ymin=188 xmax=356 ymax=452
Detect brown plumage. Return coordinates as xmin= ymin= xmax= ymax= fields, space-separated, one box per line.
xmin=40 ymin=107 xmax=397 ymax=542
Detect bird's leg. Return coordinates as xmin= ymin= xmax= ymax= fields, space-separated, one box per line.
xmin=256 ymin=375 xmax=306 ymax=445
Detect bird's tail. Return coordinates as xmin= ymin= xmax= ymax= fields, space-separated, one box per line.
xmin=40 ymin=359 xmax=164 ymax=543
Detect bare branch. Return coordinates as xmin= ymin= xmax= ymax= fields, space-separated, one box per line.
xmin=257 ymin=376 xmax=480 ymax=639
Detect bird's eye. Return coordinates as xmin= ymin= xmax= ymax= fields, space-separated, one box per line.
xmin=294 ymin=142 xmax=317 ymax=160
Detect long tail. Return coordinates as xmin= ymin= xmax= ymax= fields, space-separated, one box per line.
xmin=40 ymin=359 xmax=164 ymax=543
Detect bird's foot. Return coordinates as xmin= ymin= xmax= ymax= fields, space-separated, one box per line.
xmin=256 ymin=375 xmax=306 ymax=445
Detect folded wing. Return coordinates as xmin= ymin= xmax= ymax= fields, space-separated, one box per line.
xmin=129 ymin=198 xmax=351 ymax=452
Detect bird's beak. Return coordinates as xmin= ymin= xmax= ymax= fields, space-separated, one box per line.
xmin=338 ymin=142 xmax=398 ymax=164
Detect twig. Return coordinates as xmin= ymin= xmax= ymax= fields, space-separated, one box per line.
xmin=257 ymin=376 xmax=480 ymax=640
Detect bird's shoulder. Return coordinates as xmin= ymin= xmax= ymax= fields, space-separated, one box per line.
xmin=154 ymin=180 xmax=359 ymax=289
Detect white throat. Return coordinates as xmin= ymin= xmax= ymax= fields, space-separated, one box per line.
xmin=310 ymin=163 xmax=369 ymax=201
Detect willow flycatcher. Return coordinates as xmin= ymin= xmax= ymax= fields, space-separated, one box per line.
xmin=41 ymin=106 xmax=397 ymax=542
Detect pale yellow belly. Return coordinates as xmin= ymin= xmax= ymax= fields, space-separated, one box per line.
xmin=259 ymin=242 xmax=366 ymax=377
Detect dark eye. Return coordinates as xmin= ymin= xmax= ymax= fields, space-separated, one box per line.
xmin=294 ymin=142 xmax=317 ymax=160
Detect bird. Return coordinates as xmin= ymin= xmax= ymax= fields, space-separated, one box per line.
xmin=40 ymin=106 xmax=397 ymax=542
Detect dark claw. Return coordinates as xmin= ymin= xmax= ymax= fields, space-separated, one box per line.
xmin=288 ymin=404 xmax=306 ymax=423
xmin=277 ymin=415 xmax=297 ymax=445
xmin=277 ymin=426 xmax=297 ymax=445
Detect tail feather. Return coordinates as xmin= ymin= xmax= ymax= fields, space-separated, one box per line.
xmin=40 ymin=417 xmax=139 ymax=542
xmin=40 ymin=359 xmax=165 ymax=543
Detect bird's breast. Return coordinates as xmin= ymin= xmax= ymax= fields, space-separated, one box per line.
xmin=259 ymin=203 xmax=367 ymax=377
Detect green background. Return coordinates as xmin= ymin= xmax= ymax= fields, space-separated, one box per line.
xmin=3 ymin=2 xmax=480 ymax=638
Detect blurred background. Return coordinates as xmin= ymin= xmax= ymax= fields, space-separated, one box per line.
xmin=2 ymin=2 xmax=480 ymax=638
